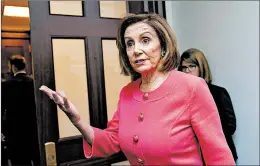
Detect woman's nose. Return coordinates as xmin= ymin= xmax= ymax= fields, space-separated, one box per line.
xmin=133 ymin=44 xmax=142 ymax=56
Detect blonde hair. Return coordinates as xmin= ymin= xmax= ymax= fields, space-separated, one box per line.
xmin=116 ymin=13 xmax=180 ymax=78
xmin=179 ymin=48 xmax=213 ymax=83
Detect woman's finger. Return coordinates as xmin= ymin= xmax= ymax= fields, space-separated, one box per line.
xmin=53 ymin=93 xmax=64 ymax=105
xmin=40 ymin=86 xmax=73 ymax=114
xmin=63 ymin=97 xmax=70 ymax=110
xmin=56 ymin=91 xmax=71 ymax=110
xmin=56 ymin=90 xmax=66 ymax=98
xmin=39 ymin=85 xmax=55 ymax=100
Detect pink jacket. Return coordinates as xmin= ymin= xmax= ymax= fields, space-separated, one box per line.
xmin=83 ymin=70 xmax=236 ymax=165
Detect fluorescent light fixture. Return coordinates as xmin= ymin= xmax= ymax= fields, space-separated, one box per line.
xmin=4 ymin=6 xmax=29 ymax=17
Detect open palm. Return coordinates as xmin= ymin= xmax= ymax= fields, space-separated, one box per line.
xmin=39 ymin=85 xmax=81 ymax=124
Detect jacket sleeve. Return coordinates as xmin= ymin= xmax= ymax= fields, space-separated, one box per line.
xmin=83 ymin=102 xmax=121 ymax=158
xmin=219 ymin=88 xmax=237 ymax=135
xmin=190 ymin=79 xmax=235 ymax=165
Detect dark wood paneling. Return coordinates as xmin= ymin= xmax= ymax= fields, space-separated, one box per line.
xmin=87 ymin=37 xmax=108 ymax=129
xmin=128 ymin=1 xmax=144 ymax=13
xmin=148 ymin=1 xmax=154 ymax=13
xmin=56 ymin=136 xmax=84 ymax=163
xmin=146 ymin=0 xmax=166 ymax=18
xmin=23 ymin=40 xmax=32 ymax=75
xmin=48 ymin=18 xmax=120 ymax=37
xmin=162 ymin=1 xmax=166 ymax=19
xmin=57 ymin=136 xmax=127 ymax=165
xmin=29 ymin=2 xmax=57 ymax=166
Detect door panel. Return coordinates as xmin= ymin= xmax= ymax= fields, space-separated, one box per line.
xmin=99 ymin=1 xmax=127 ymax=18
xmin=29 ymin=1 xmax=165 ymax=165
xmin=52 ymin=38 xmax=90 ymax=138
xmin=49 ymin=1 xmax=83 ymax=16
xmin=101 ymin=39 xmax=131 ymax=121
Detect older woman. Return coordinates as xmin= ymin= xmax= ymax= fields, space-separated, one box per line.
xmin=179 ymin=48 xmax=238 ymax=162
xmin=40 ymin=13 xmax=235 ymax=165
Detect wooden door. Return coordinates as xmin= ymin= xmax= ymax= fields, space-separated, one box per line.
xmin=29 ymin=1 xmax=165 ymax=165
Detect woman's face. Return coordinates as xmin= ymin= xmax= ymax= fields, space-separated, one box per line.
xmin=124 ymin=22 xmax=161 ymax=74
xmin=180 ymin=61 xmax=199 ymax=77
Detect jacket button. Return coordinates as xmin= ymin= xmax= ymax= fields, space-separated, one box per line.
xmin=139 ymin=113 xmax=144 ymax=121
xmin=137 ymin=158 xmax=144 ymax=164
xmin=133 ymin=135 xmax=139 ymax=143
xmin=143 ymin=92 xmax=148 ymax=100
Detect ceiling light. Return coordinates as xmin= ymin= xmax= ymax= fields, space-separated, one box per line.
xmin=4 ymin=6 xmax=29 ymax=17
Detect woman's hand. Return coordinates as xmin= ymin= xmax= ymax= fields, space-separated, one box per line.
xmin=39 ymin=85 xmax=81 ymax=125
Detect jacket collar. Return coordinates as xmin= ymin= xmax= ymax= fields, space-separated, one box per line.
xmin=14 ymin=71 xmax=26 ymax=76
xmin=133 ymin=70 xmax=179 ymax=102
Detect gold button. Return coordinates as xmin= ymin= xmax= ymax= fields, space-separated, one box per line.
xmin=133 ymin=135 xmax=139 ymax=143
xmin=138 ymin=158 xmax=144 ymax=164
xmin=139 ymin=113 xmax=144 ymax=121
xmin=143 ymin=92 xmax=148 ymax=100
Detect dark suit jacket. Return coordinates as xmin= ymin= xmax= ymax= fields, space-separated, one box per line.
xmin=1 ymin=73 xmax=40 ymax=162
xmin=207 ymin=83 xmax=238 ymax=161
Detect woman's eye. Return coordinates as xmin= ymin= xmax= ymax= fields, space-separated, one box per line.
xmin=189 ymin=64 xmax=197 ymax=68
xmin=126 ymin=41 xmax=134 ymax=47
xmin=142 ymin=38 xmax=150 ymax=44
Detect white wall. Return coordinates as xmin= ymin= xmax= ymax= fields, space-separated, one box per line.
xmin=166 ymin=1 xmax=259 ymax=165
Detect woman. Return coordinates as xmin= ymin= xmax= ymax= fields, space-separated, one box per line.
xmin=40 ymin=13 xmax=235 ymax=165
xmin=178 ymin=48 xmax=238 ymax=162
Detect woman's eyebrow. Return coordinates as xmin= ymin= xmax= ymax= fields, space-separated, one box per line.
xmin=124 ymin=31 xmax=153 ymax=39
xmin=140 ymin=32 xmax=153 ymax=37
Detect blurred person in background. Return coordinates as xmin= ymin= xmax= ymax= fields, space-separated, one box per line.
xmin=179 ymin=48 xmax=238 ymax=162
xmin=2 ymin=55 xmax=40 ymax=165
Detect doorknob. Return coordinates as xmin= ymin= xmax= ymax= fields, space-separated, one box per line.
xmin=45 ymin=142 xmax=57 ymax=166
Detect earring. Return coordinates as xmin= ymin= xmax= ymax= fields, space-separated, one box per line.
xmin=160 ymin=51 xmax=166 ymax=59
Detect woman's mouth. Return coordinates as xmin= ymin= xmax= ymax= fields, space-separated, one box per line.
xmin=134 ymin=59 xmax=146 ymax=64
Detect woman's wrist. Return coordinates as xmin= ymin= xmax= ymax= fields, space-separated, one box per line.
xmin=70 ymin=114 xmax=81 ymax=126
xmin=73 ymin=118 xmax=94 ymax=144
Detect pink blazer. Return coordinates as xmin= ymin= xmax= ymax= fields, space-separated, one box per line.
xmin=83 ymin=70 xmax=235 ymax=165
